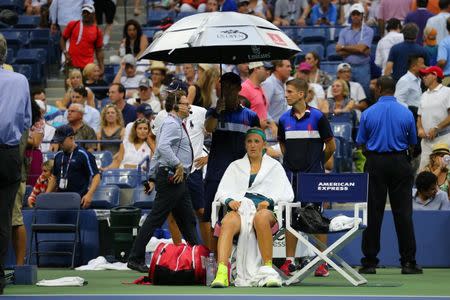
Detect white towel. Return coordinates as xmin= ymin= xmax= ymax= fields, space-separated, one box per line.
xmin=329 ymin=215 xmax=361 ymax=232
xmin=75 ymin=256 xmax=129 ymax=271
xmin=36 ymin=276 xmax=85 ymax=287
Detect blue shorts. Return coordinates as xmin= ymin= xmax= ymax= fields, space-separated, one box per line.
xmin=187 ymin=169 xmax=204 ymax=211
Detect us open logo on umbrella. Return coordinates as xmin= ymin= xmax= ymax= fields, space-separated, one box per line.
xmin=216 ymin=30 xmax=248 ymax=41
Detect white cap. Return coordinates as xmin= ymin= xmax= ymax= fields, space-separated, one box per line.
xmin=248 ymin=61 xmax=264 ymax=69
xmin=81 ymin=4 xmax=95 ymax=13
xmin=337 ymin=62 xmax=351 ymax=72
xmin=350 ymin=3 xmax=364 ymax=14
xmin=123 ymin=54 xmax=136 ymax=66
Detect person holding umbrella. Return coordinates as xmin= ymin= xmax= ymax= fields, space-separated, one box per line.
xmin=203 ymin=72 xmax=260 ymax=251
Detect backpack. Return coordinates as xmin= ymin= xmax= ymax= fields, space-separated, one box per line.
xmin=149 ymin=243 xmax=210 ymax=285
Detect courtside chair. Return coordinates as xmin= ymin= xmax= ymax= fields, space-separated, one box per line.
xmin=27 ymin=192 xmax=81 ymax=269
xmin=283 ymin=172 xmax=368 ymax=286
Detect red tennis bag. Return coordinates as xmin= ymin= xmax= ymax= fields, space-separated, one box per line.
xmin=149 ymin=243 xmax=210 ymax=285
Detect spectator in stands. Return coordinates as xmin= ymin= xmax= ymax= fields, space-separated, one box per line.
xmin=273 ymin=0 xmax=310 ymax=26
xmin=182 ymin=64 xmax=197 ymax=86
xmin=25 ymin=0 xmax=47 ymax=15
xmin=65 ymin=103 xmax=97 ymax=152
xmin=211 ymin=128 xmax=293 ymax=288
xmin=180 ymin=0 xmax=207 ymax=12
xmin=120 ymin=19 xmax=149 ymax=59
xmin=248 ymin=0 xmax=271 ymax=19
xmin=150 ymin=61 xmax=168 ymax=106
xmin=385 ymin=23 xmax=430 ymax=82
xmin=50 ymin=0 xmax=93 ymax=31
xmin=124 ymin=103 xmax=156 ymax=151
xmin=61 ymin=4 xmax=104 ymax=73
xmin=83 ymin=63 xmax=109 ymax=100
xmin=357 ymin=76 xmax=422 ymax=275
xmin=262 ymin=60 xmax=292 ymax=122
xmin=113 ymin=54 xmax=146 ymax=98
xmin=237 ymin=0 xmax=251 ymax=14
xmin=108 ymin=83 xmax=138 ymax=125
xmin=437 ymin=18 xmax=450 ymax=85
xmin=27 ymin=160 xmax=54 ymax=207
xmin=295 ymin=62 xmax=326 ymax=109
xmin=310 ymin=0 xmax=338 ymax=25
xmin=47 ymin=125 xmax=100 ymax=208
xmin=64 ymin=87 xmax=101 ymax=132
xmin=426 ymin=0 xmax=450 ymax=43
xmin=405 ymin=0 xmax=435 ymax=45
xmin=304 ymin=51 xmax=333 ymax=91
xmin=326 ymin=63 xmax=368 ymax=112
xmin=395 ymin=54 xmax=426 ymax=162
xmin=127 ymin=78 xmax=162 ymax=113
xmin=336 ymin=3 xmax=374 ymax=97
xmin=375 ymin=18 xmax=404 ymax=75
xmin=34 ymin=100 xmax=56 ymax=153
xmin=424 ymin=27 xmax=439 ymax=65
xmin=134 ymin=0 xmax=142 ymax=16
xmin=206 ymin=0 xmax=219 ymax=11
xmin=240 ymin=62 xmax=273 ymax=131
xmin=237 ymin=63 xmax=250 ymax=82
xmin=26 ymin=100 xmax=45 ymax=186
xmin=202 ymin=72 xmax=260 ymax=251
xmin=94 ymin=0 xmax=116 ymax=46
xmin=97 ymin=104 xmax=125 ymax=155
xmin=32 ymin=89 xmax=61 ymax=123
xmin=58 ymin=69 xmax=96 ymax=109
xmin=417 ymin=66 xmax=450 ymax=170
xmin=413 ymin=171 xmax=450 ymax=209
xmin=320 ymin=79 xmax=356 ymax=124
xmin=103 ymin=118 xmax=152 ymax=170
xmin=412 ymin=0 xmax=441 ymax=14
xmin=421 ymin=143 xmax=450 ymax=197
xmin=278 ymin=78 xmax=335 ymax=278
xmin=187 ymin=66 xmax=220 ymax=108
xmin=378 ymin=0 xmax=413 ymax=36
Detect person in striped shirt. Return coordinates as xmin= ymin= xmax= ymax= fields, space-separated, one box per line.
xmin=27 ymin=160 xmax=54 ymax=207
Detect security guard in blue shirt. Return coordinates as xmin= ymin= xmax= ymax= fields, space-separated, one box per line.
xmin=46 ymin=125 xmax=101 ymax=208
xmin=356 ymin=76 xmax=422 ymax=275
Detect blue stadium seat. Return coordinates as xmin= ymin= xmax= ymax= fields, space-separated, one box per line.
xmin=23 ymin=185 xmax=33 ymax=208
xmin=142 ymin=27 xmax=160 ymax=42
xmin=14 ymin=15 xmax=40 ymax=28
xmin=29 ymin=29 xmax=52 ymax=63
xmin=93 ymin=151 xmax=113 ymax=168
xmin=14 ymin=48 xmax=47 ymax=64
xmin=0 ymin=0 xmax=23 ymax=13
xmin=280 ymin=26 xmax=298 ymax=43
xmin=91 ymin=185 xmax=120 ymax=209
xmin=295 ymin=43 xmax=325 ymax=65
xmin=147 ymin=9 xmax=172 ymax=26
xmin=331 ymin=122 xmax=352 ymax=141
xmin=132 ymin=186 xmax=155 ymax=209
xmin=5 ymin=47 xmax=14 ymax=64
xmin=101 ymin=169 xmax=142 ymax=188
xmin=2 ymin=30 xmax=29 ymax=50
xmin=11 ymin=64 xmax=31 ymax=80
xmin=326 ymin=43 xmax=342 ymax=61
xmin=42 ymin=151 xmax=56 ymax=162
xmin=320 ymin=61 xmax=340 ymax=77
xmin=103 ymin=64 xmax=120 ymax=84
xmin=298 ymin=27 xmax=328 ymax=44
xmin=333 ymin=26 xmax=343 ymax=41
xmin=175 ymin=11 xmax=197 ymax=21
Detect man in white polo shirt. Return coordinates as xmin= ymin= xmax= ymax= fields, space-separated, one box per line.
xmin=417 ymin=66 xmax=450 ymax=170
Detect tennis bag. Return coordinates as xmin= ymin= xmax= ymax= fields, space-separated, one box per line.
xmin=149 ymin=243 xmax=209 ymax=285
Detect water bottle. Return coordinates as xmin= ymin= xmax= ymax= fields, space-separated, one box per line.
xmin=119 ymin=44 xmax=126 ymax=57
xmin=145 ymin=252 xmax=151 ymax=267
xmin=205 ymin=253 xmax=217 ymax=286
xmin=444 ymin=155 xmax=450 ymax=165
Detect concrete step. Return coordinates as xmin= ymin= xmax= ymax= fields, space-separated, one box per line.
xmin=47 ymin=78 xmax=65 ymax=88
xmin=45 ymin=87 xmax=65 ymax=99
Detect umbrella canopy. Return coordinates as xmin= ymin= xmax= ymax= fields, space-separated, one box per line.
xmin=140 ymin=12 xmax=300 ymax=64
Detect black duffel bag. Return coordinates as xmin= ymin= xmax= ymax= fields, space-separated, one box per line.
xmin=291 ymin=204 xmax=330 ymax=234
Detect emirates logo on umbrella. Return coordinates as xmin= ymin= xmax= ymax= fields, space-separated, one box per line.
xmin=216 ymin=29 xmax=248 ymax=41
xmin=267 ymin=33 xmax=287 ymax=46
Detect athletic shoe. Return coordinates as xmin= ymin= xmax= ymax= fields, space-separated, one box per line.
xmin=211 ymin=264 xmax=229 ymax=288
xmin=265 ymin=278 xmax=282 ymax=287
xmin=314 ymin=263 xmax=330 ymax=277
xmin=280 ymin=259 xmax=296 ymax=276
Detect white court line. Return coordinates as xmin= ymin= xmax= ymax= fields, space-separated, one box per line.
xmin=4 ymin=295 xmax=450 ymax=298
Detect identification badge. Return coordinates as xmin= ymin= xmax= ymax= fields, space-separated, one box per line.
xmin=59 ymin=178 xmax=68 ymax=190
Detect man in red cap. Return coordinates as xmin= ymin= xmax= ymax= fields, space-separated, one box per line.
xmin=417 ymin=65 xmax=450 ymax=170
